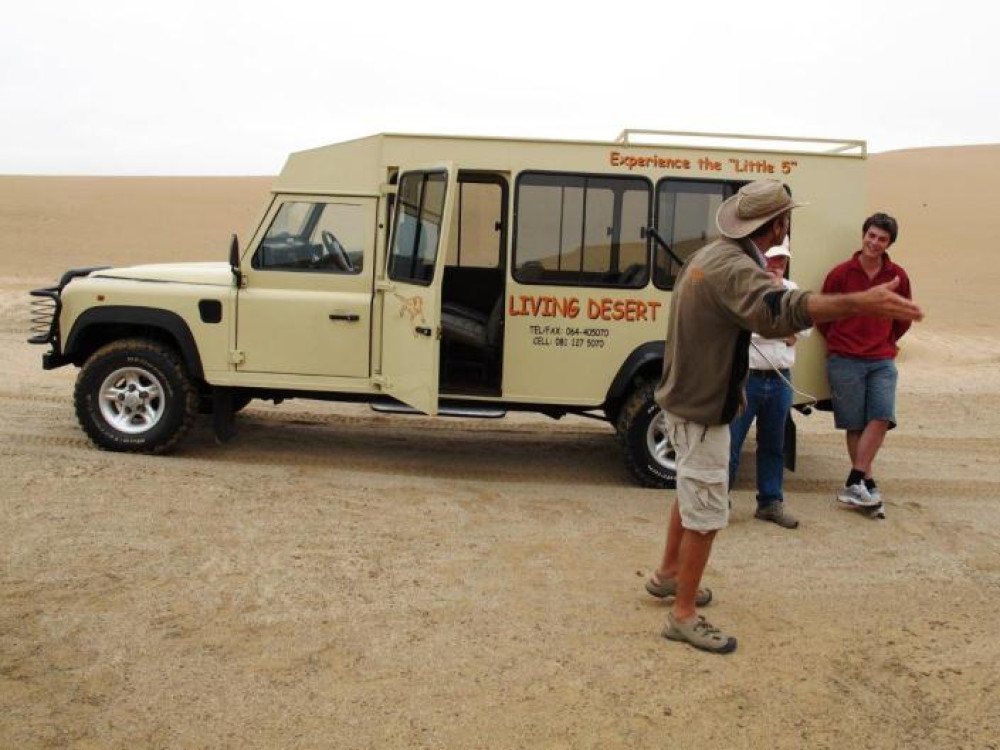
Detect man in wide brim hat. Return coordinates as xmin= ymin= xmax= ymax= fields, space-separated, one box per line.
xmin=716 ymin=179 xmax=807 ymax=239
xmin=646 ymin=179 xmax=923 ymax=655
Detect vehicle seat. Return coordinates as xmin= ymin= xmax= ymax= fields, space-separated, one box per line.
xmin=441 ymin=296 xmax=503 ymax=351
xmin=517 ymin=261 xmax=545 ymax=283
xmin=619 ymin=263 xmax=648 ymax=287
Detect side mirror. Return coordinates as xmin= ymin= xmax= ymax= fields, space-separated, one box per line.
xmin=229 ymin=234 xmax=243 ymax=287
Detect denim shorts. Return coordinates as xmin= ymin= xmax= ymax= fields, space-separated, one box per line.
xmin=827 ymin=354 xmax=898 ymax=430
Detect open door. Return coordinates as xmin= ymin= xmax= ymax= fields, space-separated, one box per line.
xmin=379 ymin=165 xmax=456 ymax=414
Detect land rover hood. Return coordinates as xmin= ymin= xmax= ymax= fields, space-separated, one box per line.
xmin=91 ymin=262 xmax=233 ymax=286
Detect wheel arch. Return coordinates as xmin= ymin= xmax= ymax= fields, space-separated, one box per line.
xmin=603 ymin=341 xmax=664 ymax=420
xmin=64 ymin=306 xmax=205 ymax=381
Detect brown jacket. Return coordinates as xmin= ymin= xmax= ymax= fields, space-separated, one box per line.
xmin=655 ymin=237 xmax=813 ymax=425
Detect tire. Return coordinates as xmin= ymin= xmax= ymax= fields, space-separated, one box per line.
xmin=617 ymin=380 xmax=677 ymax=489
xmin=74 ymin=338 xmax=198 ymax=454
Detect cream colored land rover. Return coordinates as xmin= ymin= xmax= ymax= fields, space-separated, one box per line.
xmin=29 ymin=130 xmax=866 ymax=488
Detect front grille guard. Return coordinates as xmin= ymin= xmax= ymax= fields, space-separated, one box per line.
xmin=28 ymin=287 xmax=61 ymax=346
xmin=27 ymin=266 xmax=110 ymax=349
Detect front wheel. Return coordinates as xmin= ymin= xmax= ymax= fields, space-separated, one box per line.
xmin=617 ymin=380 xmax=677 ymax=489
xmin=74 ymin=338 xmax=198 ymax=453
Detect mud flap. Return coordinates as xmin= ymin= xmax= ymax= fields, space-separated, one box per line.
xmin=212 ymin=387 xmax=236 ymax=443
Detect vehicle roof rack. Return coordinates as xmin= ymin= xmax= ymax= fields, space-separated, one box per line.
xmin=614 ymin=129 xmax=866 ymax=157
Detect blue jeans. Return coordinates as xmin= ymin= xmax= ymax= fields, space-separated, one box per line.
xmin=729 ymin=371 xmax=793 ymax=507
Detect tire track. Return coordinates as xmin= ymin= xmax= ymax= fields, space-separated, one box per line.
xmin=0 ymin=390 xmax=68 ymax=406
xmin=0 ymin=412 xmax=625 ymax=487
xmin=192 ymin=420 xmax=622 ymax=485
xmin=0 ymin=431 xmax=94 ymax=452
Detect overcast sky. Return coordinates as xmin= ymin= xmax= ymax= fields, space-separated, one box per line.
xmin=4 ymin=0 xmax=998 ymax=175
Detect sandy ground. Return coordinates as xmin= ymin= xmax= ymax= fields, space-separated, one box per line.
xmin=2 ymin=154 xmax=1000 ymax=749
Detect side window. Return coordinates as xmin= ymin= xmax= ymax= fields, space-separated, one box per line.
xmin=253 ymin=200 xmax=365 ymax=274
xmin=513 ymin=172 xmax=651 ymax=288
xmin=653 ymin=180 xmax=743 ymax=289
xmin=388 ymin=171 xmax=447 ymax=285
xmin=445 ymin=179 xmax=503 ymax=269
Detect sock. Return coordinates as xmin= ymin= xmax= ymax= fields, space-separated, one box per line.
xmin=864 ymin=477 xmax=878 ymax=491
xmin=847 ymin=469 xmax=865 ymax=487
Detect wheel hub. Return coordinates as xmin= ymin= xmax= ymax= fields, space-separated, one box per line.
xmin=98 ymin=366 xmax=165 ymax=434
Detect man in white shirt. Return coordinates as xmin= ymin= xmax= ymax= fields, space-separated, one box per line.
xmin=728 ymin=239 xmax=811 ymax=528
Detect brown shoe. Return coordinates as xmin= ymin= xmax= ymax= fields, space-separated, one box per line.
xmin=755 ymin=501 xmax=799 ymax=529
xmin=662 ymin=613 xmax=737 ymax=654
xmin=645 ymin=573 xmax=713 ymax=606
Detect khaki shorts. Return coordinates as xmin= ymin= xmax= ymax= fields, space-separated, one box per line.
xmin=664 ymin=410 xmax=730 ymax=532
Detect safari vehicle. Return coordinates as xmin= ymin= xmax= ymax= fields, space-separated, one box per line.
xmin=29 ymin=129 xmax=866 ymax=488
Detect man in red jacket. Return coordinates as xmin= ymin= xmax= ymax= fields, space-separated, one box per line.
xmin=818 ymin=213 xmax=911 ymax=517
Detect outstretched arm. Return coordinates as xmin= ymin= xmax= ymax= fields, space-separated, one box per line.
xmin=807 ymin=277 xmax=923 ymax=324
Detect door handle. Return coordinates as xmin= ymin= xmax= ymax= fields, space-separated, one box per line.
xmin=329 ymin=313 xmax=360 ymax=322
xmin=415 ymin=326 xmax=432 ymax=337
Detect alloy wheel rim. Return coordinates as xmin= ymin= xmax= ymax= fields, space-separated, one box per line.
xmin=98 ymin=366 xmax=165 ymax=434
xmin=645 ymin=410 xmax=677 ymax=473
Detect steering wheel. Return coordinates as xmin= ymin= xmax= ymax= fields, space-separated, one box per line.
xmin=321 ymin=230 xmax=354 ymax=273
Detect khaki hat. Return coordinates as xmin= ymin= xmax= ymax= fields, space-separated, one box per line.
xmin=716 ymin=180 xmax=806 ymax=239
xmin=765 ymin=236 xmax=791 ymax=259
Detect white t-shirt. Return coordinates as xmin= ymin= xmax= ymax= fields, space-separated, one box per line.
xmin=749 ymin=279 xmax=812 ymax=371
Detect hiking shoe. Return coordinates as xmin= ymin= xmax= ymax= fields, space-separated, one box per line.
xmin=837 ymin=482 xmax=880 ymax=508
xmin=662 ymin=612 xmax=737 ymax=654
xmin=645 ymin=574 xmax=713 ymax=607
xmin=755 ymin=501 xmax=799 ymax=529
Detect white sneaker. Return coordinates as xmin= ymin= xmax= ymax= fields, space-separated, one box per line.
xmin=837 ymin=482 xmax=880 ymax=508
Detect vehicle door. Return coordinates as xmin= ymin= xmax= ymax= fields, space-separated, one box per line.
xmin=237 ymin=194 xmax=376 ymax=377
xmin=379 ymin=167 xmax=456 ymax=414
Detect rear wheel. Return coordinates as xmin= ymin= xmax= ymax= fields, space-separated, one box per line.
xmin=617 ymin=380 xmax=677 ymax=488
xmin=74 ymin=338 xmax=198 ymax=453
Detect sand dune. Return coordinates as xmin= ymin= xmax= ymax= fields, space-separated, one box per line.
xmin=0 ymin=176 xmax=271 ymax=280
xmin=870 ymin=145 xmax=1000 ymax=332
xmin=2 ymin=147 xmax=999 ymax=749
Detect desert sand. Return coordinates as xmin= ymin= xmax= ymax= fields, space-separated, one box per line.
xmin=2 ymin=149 xmax=999 ymax=749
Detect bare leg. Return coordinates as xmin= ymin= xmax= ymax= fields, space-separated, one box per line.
xmin=854 ymin=419 xmax=890 ymax=476
xmin=846 ymin=430 xmax=861 ymax=469
xmin=656 ymin=500 xmax=683 ymax=580
xmin=672 ymin=529 xmax=717 ymax=622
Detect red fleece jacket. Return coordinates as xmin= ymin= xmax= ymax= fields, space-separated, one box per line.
xmin=817 ymin=250 xmax=912 ymax=360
